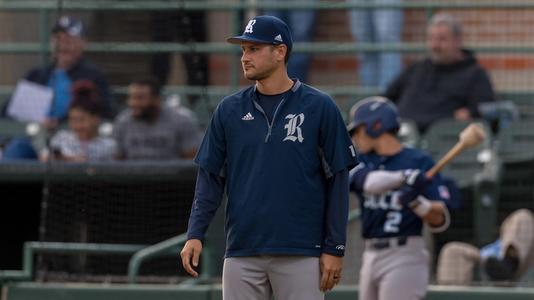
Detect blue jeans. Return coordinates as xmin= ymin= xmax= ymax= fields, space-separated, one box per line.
xmin=2 ymin=137 xmax=37 ymax=160
xmin=264 ymin=1 xmax=316 ymax=83
xmin=349 ymin=0 xmax=404 ymax=91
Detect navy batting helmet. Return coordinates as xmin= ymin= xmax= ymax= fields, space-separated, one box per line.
xmin=347 ymin=96 xmax=400 ymax=138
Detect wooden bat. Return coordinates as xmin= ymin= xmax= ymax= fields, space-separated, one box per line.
xmin=425 ymin=123 xmax=487 ymax=179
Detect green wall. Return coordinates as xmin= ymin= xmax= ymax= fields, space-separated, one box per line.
xmin=4 ymin=283 xmax=534 ymax=300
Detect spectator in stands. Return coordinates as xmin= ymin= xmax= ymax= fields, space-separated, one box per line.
xmin=41 ymin=80 xmax=117 ymax=162
xmin=384 ymin=13 xmax=496 ymax=133
xmin=436 ymin=209 xmax=534 ymax=285
xmin=349 ymin=0 xmax=404 ymax=91
xmin=5 ymin=16 xmax=111 ymax=129
xmin=3 ymin=80 xmax=116 ymax=162
xmin=263 ymin=0 xmax=317 ymax=83
xmin=113 ymin=78 xmax=202 ymax=160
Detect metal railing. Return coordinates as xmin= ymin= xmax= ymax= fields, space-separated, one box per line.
xmin=127 ymin=233 xmax=189 ymax=284
xmin=2 ymin=0 xmax=534 ymax=98
xmin=0 ymin=242 xmax=147 ymax=283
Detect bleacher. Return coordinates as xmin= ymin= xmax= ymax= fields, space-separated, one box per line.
xmin=0 ymin=1 xmax=534 ymax=299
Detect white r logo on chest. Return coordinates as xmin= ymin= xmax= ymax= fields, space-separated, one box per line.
xmin=283 ymin=113 xmax=305 ymax=143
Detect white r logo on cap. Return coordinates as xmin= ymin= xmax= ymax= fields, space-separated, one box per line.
xmin=244 ymin=19 xmax=256 ymax=34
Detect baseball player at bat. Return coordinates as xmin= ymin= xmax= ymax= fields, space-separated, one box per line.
xmin=347 ymin=96 xmax=451 ymax=300
xmin=181 ymin=15 xmax=358 ymax=300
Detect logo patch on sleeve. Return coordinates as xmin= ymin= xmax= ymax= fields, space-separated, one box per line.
xmin=438 ymin=185 xmax=450 ymax=200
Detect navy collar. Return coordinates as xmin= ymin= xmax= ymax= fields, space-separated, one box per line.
xmin=252 ymin=79 xmax=302 ymax=95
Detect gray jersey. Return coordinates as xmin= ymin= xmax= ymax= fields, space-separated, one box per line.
xmin=50 ymin=130 xmax=117 ymax=162
xmin=113 ymin=105 xmax=202 ymax=160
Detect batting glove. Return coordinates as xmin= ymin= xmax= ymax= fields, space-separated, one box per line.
xmin=403 ymin=169 xmax=429 ymax=192
xmin=397 ymin=185 xmax=420 ymax=208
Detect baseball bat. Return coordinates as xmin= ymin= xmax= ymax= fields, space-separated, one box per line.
xmin=425 ymin=123 xmax=487 ymax=179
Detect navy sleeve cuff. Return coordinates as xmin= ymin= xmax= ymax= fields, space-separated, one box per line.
xmin=186 ymin=232 xmax=205 ymax=242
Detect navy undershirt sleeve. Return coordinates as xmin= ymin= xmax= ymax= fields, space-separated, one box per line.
xmin=186 ymin=167 xmax=226 ymax=241
xmin=323 ymin=168 xmax=349 ymax=257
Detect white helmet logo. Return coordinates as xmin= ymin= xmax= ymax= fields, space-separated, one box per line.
xmin=244 ymin=19 xmax=256 ymax=34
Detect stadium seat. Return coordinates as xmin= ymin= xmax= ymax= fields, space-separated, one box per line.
xmin=496 ymin=120 xmax=534 ymax=163
xmin=478 ymin=100 xmax=520 ymax=133
xmin=0 ymin=119 xmax=30 ymax=155
xmin=495 ymin=120 xmax=534 ymax=225
xmin=422 ymin=119 xmax=500 ymax=247
xmin=422 ymin=119 xmax=495 ymax=187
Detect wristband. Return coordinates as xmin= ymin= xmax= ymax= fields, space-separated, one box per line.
xmin=409 ymin=196 xmax=432 ymax=217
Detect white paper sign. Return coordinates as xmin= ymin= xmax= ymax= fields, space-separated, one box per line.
xmin=7 ymin=79 xmax=53 ymax=122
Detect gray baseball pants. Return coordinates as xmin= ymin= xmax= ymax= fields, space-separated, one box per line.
xmin=223 ymin=256 xmax=323 ymax=300
xmin=359 ymin=236 xmax=429 ymax=300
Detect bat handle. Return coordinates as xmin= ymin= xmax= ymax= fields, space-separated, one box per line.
xmin=425 ymin=142 xmax=466 ymax=179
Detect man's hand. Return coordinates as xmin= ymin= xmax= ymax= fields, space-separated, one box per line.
xmin=454 ymin=107 xmax=471 ymax=121
xmin=41 ymin=118 xmax=59 ymax=131
xmin=180 ymin=239 xmax=203 ymax=277
xmin=319 ymin=253 xmax=343 ymax=292
xmin=397 ymin=185 xmax=420 ymax=208
xmin=403 ymin=169 xmax=429 ymax=192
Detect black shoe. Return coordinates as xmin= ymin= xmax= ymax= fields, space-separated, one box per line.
xmin=484 ymin=256 xmax=519 ymax=281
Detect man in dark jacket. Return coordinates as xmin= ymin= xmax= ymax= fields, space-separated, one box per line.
xmin=384 ymin=13 xmax=495 ymax=133
xmin=20 ymin=16 xmax=111 ymax=129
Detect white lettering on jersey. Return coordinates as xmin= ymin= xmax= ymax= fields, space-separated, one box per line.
xmin=283 ymin=113 xmax=305 ymax=143
xmin=363 ymin=191 xmax=404 ymax=233
xmin=363 ymin=192 xmax=402 ymax=211
xmin=244 ymin=19 xmax=256 ymax=34
xmin=384 ymin=212 xmax=402 ymax=233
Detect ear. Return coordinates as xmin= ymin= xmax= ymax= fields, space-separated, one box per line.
xmin=275 ymin=44 xmax=287 ymax=63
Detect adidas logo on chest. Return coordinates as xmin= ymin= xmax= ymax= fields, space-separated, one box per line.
xmin=241 ymin=112 xmax=254 ymax=121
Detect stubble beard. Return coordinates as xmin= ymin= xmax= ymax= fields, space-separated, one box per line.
xmin=243 ymin=64 xmax=275 ymax=81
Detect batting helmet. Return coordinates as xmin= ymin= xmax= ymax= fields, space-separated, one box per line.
xmin=347 ymin=96 xmax=401 ymax=138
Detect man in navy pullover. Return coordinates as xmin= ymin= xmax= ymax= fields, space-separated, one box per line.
xmin=180 ymin=15 xmax=358 ymax=299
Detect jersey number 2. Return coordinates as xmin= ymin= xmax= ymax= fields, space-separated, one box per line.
xmin=384 ymin=212 xmax=402 ymax=233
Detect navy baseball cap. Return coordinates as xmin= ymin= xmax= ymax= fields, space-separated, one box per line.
xmin=227 ymin=15 xmax=293 ymax=51
xmin=52 ymin=16 xmax=84 ymax=37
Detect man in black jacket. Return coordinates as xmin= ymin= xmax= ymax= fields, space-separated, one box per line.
xmin=384 ymin=13 xmax=495 ymax=133
xmin=21 ymin=16 xmax=111 ymax=129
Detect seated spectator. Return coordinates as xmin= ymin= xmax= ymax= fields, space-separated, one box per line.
xmin=4 ymin=16 xmax=111 ymax=129
xmin=41 ymin=80 xmax=117 ymax=162
xmin=384 ymin=13 xmax=496 ymax=133
xmin=113 ymin=78 xmax=202 ymax=160
xmin=436 ymin=209 xmax=534 ymax=285
xmin=3 ymin=80 xmax=116 ymax=162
